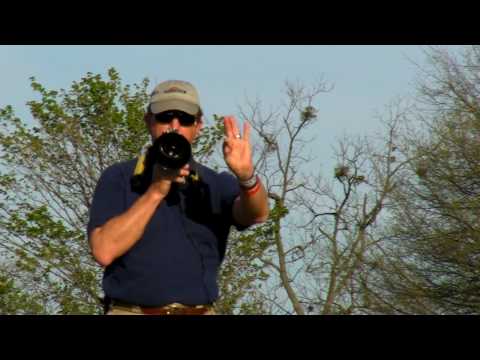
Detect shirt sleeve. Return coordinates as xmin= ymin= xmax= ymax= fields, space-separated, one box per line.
xmin=218 ymin=171 xmax=250 ymax=232
xmin=87 ymin=163 xmax=126 ymax=238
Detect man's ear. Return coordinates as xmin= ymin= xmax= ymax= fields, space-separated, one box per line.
xmin=194 ymin=119 xmax=203 ymax=139
xmin=143 ymin=112 xmax=151 ymax=125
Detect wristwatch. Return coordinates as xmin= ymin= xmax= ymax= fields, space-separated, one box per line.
xmin=239 ymin=174 xmax=258 ymax=189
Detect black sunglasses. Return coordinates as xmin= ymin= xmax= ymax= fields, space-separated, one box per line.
xmin=154 ymin=110 xmax=196 ymax=126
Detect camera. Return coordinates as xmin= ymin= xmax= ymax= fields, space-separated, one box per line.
xmin=130 ymin=131 xmax=192 ymax=193
xmin=151 ymin=131 xmax=192 ymax=170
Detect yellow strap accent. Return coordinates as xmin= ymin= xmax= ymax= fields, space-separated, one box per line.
xmin=190 ymin=172 xmax=200 ymax=182
xmin=133 ymin=154 xmax=146 ymax=176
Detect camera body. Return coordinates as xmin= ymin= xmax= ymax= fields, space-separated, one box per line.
xmin=130 ymin=131 xmax=192 ymax=193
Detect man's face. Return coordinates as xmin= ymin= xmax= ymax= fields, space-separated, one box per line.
xmin=145 ymin=110 xmax=202 ymax=144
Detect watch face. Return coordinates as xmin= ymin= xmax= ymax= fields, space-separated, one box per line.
xmin=240 ymin=175 xmax=258 ymax=189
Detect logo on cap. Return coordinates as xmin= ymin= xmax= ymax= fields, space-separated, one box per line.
xmin=164 ymin=87 xmax=187 ymax=94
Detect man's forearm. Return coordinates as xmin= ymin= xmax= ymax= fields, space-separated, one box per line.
xmin=90 ymin=188 xmax=165 ymax=266
xmin=233 ymin=180 xmax=270 ymax=226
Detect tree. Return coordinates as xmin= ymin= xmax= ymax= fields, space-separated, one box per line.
xmin=1 ymin=67 xmax=430 ymax=315
xmin=0 ymin=69 xmax=268 ymax=314
xmin=366 ymin=46 xmax=480 ymax=314
xmin=0 ymin=69 xmax=151 ymax=313
xmin=229 ymin=80 xmax=409 ymax=315
xmin=290 ymin=103 xmax=411 ymax=314
xmin=0 ymin=265 xmax=46 ymax=314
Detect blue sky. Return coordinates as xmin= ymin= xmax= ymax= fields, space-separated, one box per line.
xmin=0 ymin=45 xmax=464 ymax=171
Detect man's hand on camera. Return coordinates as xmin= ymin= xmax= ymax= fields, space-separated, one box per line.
xmin=148 ymin=163 xmax=190 ymax=198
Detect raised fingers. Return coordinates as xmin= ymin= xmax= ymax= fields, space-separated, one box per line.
xmin=223 ymin=116 xmax=234 ymax=138
xmin=243 ymin=120 xmax=250 ymax=142
xmin=230 ymin=116 xmax=240 ymax=138
xmin=224 ymin=116 xmax=242 ymax=139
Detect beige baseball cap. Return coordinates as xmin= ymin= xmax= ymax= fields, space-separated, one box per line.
xmin=149 ymin=80 xmax=201 ymax=116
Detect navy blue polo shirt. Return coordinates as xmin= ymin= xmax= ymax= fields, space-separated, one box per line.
xmin=87 ymin=158 xmax=247 ymax=307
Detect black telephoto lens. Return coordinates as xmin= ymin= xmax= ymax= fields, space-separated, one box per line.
xmin=151 ymin=132 xmax=192 ymax=170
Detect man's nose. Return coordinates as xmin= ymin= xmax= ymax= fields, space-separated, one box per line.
xmin=170 ymin=117 xmax=180 ymax=130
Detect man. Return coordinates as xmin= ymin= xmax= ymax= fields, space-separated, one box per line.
xmin=87 ymin=80 xmax=269 ymax=315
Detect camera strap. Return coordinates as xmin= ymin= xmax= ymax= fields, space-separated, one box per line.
xmin=132 ymin=140 xmax=153 ymax=177
xmin=133 ymin=153 xmax=147 ymax=177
